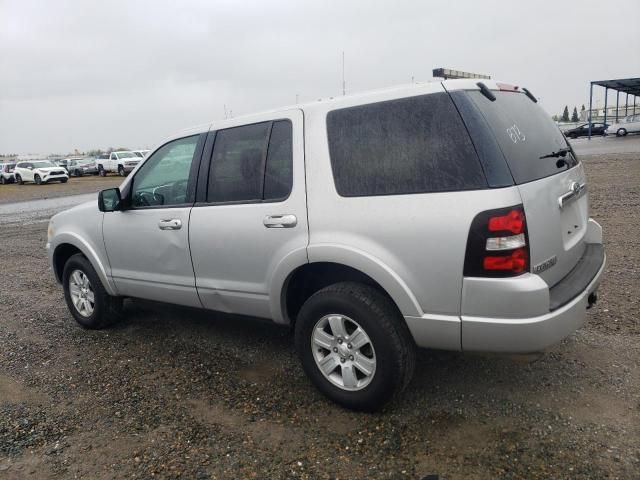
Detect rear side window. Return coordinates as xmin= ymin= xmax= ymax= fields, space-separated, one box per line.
xmin=326 ymin=93 xmax=487 ymax=197
xmin=465 ymin=91 xmax=577 ymax=184
xmin=207 ymin=120 xmax=293 ymax=203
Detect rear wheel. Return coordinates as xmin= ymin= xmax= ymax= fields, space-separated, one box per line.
xmin=0 ymin=176 xmax=5 ymax=185
xmin=294 ymin=282 xmax=415 ymax=411
xmin=34 ymin=174 xmax=42 ymax=185
xmin=118 ymin=165 xmax=125 ymax=177
xmin=616 ymin=128 xmax=627 ymax=137
xmin=62 ymin=254 xmax=122 ymax=329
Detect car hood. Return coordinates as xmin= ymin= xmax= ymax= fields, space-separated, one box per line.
xmin=37 ymin=167 xmax=66 ymax=173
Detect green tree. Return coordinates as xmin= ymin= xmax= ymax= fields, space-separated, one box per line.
xmin=571 ymin=107 xmax=579 ymax=122
xmin=561 ymin=105 xmax=570 ymax=122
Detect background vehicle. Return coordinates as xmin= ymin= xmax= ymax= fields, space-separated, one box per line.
xmin=564 ymin=123 xmax=608 ymax=138
xmin=14 ymin=160 xmax=68 ymax=185
xmin=96 ymin=151 xmax=141 ymax=176
xmin=606 ymin=114 xmax=640 ymax=136
xmin=0 ymin=162 xmax=16 ymax=184
xmin=132 ymin=150 xmax=150 ymax=158
xmin=66 ymin=158 xmax=98 ymax=176
xmin=47 ymin=80 xmax=605 ymax=411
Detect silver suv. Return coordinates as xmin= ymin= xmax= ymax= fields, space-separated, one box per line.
xmin=47 ymin=80 xmax=605 ymax=411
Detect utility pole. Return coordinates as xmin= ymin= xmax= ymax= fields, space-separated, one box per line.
xmin=223 ymin=104 xmax=228 ymax=119
xmin=342 ymin=51 xmax=346 ymax=96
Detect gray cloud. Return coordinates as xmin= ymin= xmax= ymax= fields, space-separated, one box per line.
xmin=1 ymin=0 xmax=638 ymax=154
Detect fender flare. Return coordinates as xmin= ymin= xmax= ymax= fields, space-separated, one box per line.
xmin=51 ymin=232 xmax=118 ymax=296
xmin=270 ymin=243 xmax=423 ymax=324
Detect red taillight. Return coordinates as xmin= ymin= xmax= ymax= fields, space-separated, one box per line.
xmin=488 ymin=209 xmax=525 ymax=235
xmin=464 ymin=205 xmax=530 ymax=277
xmin=483 ymin=248 xmax=528 ymax=273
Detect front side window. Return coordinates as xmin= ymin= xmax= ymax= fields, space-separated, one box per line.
xmin=327 ymin=93 xmax=486 ymax=197
xmin=131 ymin=135 xmax=199 ymax=208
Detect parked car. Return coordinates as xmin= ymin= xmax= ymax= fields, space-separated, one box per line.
xmin=47 ymin=80 xmax=605 ymax=411
xmin=0 ymin=162 xmax=16 ymax=184
xmin=14 ymin=160 xmax=68 ymax=185
xmin=132 ymin=150 xmax=150 ymax=158
xmin=605 ymin=113 xmax=640 ymax=136
xmin=563 ymin=123 xmax=608 ymax=138
xmin=96 ymin=151 xmax=141 ymax=177
xmin=66 ymin=158 xmax=98 ymax=177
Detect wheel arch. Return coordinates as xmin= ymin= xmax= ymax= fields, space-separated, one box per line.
xmin=51 ymin=234 xmax=117 ymax=296
xmin=276 ymin=245 xmax=423 ymax=326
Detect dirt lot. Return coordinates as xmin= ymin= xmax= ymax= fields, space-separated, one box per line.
xmin=0 ymin=153 xmax=638 ymax=479
xmin=0 ymin=176 xmax=121 ymax=205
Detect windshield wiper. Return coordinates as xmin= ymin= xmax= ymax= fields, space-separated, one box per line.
xmin=539 ymin=147 xmax=571 ymax=159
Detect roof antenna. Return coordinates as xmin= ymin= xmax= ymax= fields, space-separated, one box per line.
xmin=342 ymin=51 xmax=346 ymax=96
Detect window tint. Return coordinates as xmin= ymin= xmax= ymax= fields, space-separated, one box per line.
xmin=326 ymin=93 xmax=487 ymax=197
xmin=207 ymin=122 xmax=270 ymax=203
xmin=264 ymin=120 xmax=293 ymax=200
xmin=466 ymin=91 xmax=578 ymax=184
xmin=131 ymin=135 xmax=199 ymax=208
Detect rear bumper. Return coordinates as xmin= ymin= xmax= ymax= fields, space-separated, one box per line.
xmin=461 ymin=245 xmax=605 ymax=353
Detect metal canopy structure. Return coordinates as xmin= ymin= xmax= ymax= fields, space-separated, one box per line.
xmin=588 ymin=77 xmax=640 ymax=138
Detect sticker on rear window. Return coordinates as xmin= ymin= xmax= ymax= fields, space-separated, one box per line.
xmin=506 ymin=124 xmax=526 ymax=144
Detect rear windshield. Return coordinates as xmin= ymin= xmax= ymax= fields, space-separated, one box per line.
xmin=465 ymin=91 xmax=577 ymax=184
xmin=326 ymin=92 xmax=486 ymax=197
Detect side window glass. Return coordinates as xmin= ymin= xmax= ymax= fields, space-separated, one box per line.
xmin=264 ymin=120 xmax=293 ymax=200
xmin=131 ymin=135 xmax=199 ymax=208
xmin=207 ymin=122 xmax=270 ymax=203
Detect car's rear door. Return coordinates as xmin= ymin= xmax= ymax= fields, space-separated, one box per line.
xmin=462 ymin=88 xmax=589 ymax=287
xmin=188 ymin=110 xmax=307 ymax=320
xmin=102 ymin=134 xmax=206 ymax=307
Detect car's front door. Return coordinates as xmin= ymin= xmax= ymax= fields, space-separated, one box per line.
xmin=189 ymin=110 xmax=308 ymax=320
xmin=102 ymin=134 xmax=206 ymax=307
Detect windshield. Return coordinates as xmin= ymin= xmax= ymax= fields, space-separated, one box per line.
xmin=464 ymin=91 xmax=577 ymax=184
xmin=33 ymin=161 xmax=57 ymax=168
xmin=116 ymin=152 xmax=137 ymax=159
xmin=77 ymin=159 xmax=94 ymax=165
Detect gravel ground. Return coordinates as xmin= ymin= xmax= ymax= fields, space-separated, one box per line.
xmin=0 ymin=176 xmax=121 ymax=205
xmin=0 ymin=153 xmax=638 ymax=479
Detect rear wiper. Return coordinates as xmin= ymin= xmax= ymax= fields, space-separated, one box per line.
xmin=539 ymin=147 xmax=571 ymax=159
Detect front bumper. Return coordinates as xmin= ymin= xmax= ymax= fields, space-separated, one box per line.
xmin=43 ymin=173 xmax=68 ymax=182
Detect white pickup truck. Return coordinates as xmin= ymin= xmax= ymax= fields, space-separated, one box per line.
xmin=96 ymin=151 xmax=142 ymax=177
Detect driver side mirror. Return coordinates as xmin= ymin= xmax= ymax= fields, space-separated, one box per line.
xmin=98 ymin=188 xmax=122 ymax=212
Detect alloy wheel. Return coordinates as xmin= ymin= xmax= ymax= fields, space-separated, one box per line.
xmin=69 ymin=269 xmax=95 ymax=318
xmin=311 ymin=314 xmax=376 ymax=391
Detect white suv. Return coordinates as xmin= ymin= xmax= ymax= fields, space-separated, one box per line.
xmin=14 ymin=160 xmax=68 ymax=185
xmin=47 ymin=80 xmax=605 ymax=410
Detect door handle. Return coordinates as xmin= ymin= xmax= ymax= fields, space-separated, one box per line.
xmin=558 ymin=182 xmax=586 ymax=209
xmin=158 ymin=219 xmax=182 ymax=230
xmin=263 ymin=214 xmax=297 ymax=228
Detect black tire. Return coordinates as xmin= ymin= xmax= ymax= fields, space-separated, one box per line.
xmin=34 ymin=174 xmax=42 ymax=185
xmin=98 ymin=166 xmax=106 ymax=177
xmin=569 ymin=134 xmax=577 ymax=139
xmin=0 ymin=176 xmax=5 ymax=185
xmin=60 ymin=178 xmax=68 ymax=183
xmin=294 ymin=282 xmax=416 ymax=411
xmin=62 ymin=253 xmax=123 ymax=329
xmin=74 ymin=169 xmax=82 ymax=177
xmin=118 ymin=165 xmax=125 ymax=177
xmin=616 ymin=128 xmax=627 ymax=137
xmin=15 ymin=174 xmax=23 ymax=185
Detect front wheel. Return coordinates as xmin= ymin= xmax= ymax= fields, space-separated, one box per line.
xmin=74 ymin=169 xmax=82 ymax=177
xmin=34 ymin=174 xmax=42 ymax=185
xmin=62 ymin=253 xmax=123 ymax=329
xmin=60 ymin=178 xmax=68 ymax=183
xmin=0 ymin=176 xmax=5 ymax=185
xmin=98 ymin=166 xmax=106 ymax=177
xmin=294 ymin=282 xmax=415 ymax=411
xmin=15 ymin=174 xmax=23 ymax=185
xmin=118 ymin=165 xmax=126 ymax=177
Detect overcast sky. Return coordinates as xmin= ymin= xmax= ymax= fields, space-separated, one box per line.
xmin=1 ymin=0 xmax=638 ymax=154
